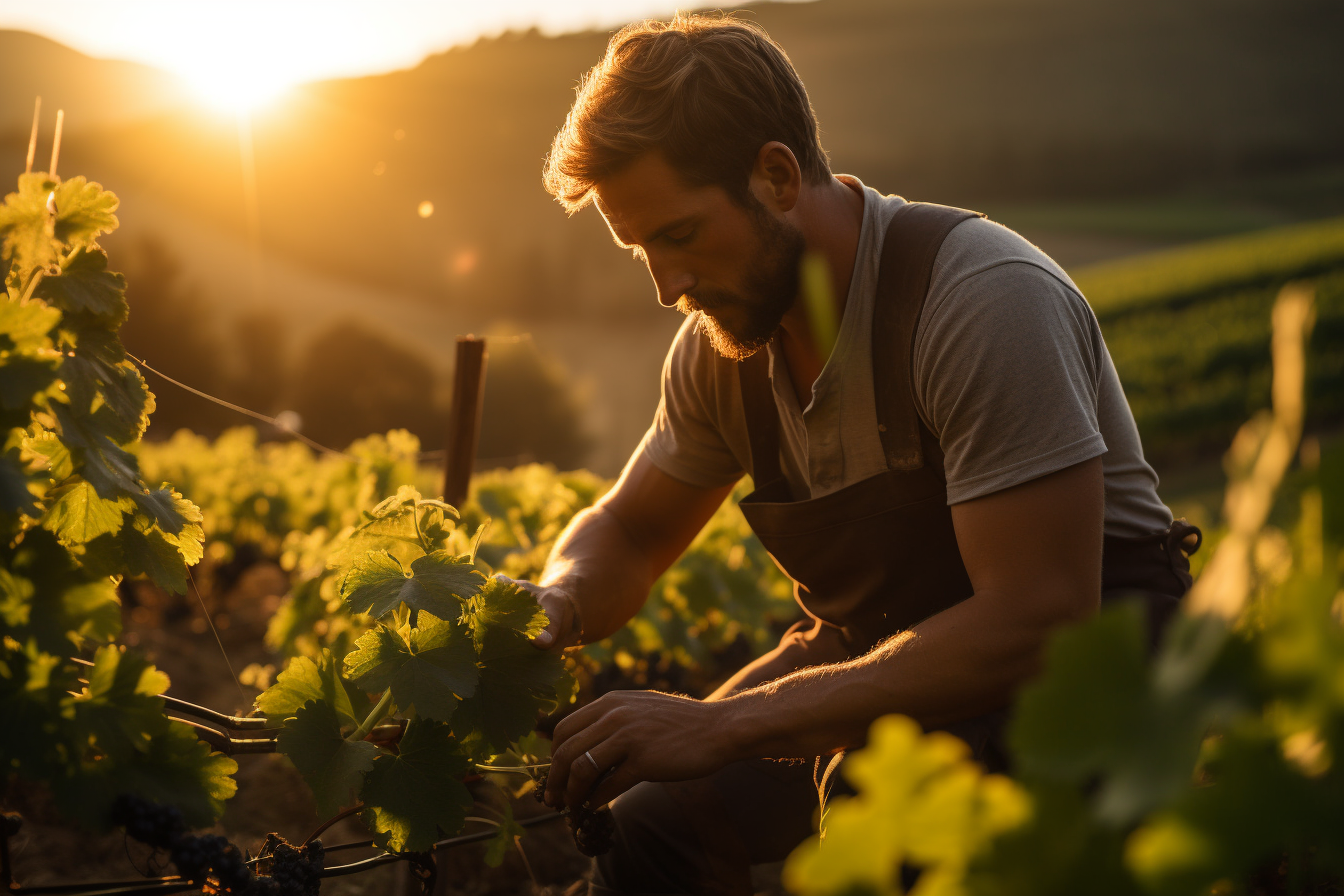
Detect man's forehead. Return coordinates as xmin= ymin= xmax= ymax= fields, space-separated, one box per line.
xmin=592 ymin=154 xmax=713 ymax=247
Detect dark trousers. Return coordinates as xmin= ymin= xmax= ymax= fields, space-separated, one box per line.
xmin=590 ymin=524 xmax=1199 ymax=895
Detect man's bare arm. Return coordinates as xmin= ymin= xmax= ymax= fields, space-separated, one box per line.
xmin=725 ymin=456 xmax=1104 ymax=756
xmin=519 ymin=452 xmax=733 ymax=648
xmin=545 ymin=456 xmax=1104 ymax=808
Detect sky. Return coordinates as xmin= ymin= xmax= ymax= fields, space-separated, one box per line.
xmin=0 ymin=1 xmax=762 ymax=109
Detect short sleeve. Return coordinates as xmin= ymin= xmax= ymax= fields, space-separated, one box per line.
xmin=914 ymin=262 xmax=1108 ymax=504
xmin=638 ymin=315 xmax=748 ymax=489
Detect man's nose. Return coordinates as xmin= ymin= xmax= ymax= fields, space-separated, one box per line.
xmin=649 ymin=262 xmax=695 ymax=308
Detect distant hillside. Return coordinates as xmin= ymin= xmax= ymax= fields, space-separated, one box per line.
xmin=0 ymin=30 xmax=186 ymax=132
xmin=2 ymin=0 xmax=1338 ymax=318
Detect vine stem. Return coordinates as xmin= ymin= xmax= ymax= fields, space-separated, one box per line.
xmin=411 ymin=503 xmax=432 ymax=554
xmin=304 ymin=803 xmax=366 ymax=847
xmin=19 ymin=268 xmax=45 ymax=303
xmin=347 ymin=690 xmax=394 ymax=743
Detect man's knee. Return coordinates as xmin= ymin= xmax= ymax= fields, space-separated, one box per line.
xmin=591 ymin=780 xmax=719 ymax=895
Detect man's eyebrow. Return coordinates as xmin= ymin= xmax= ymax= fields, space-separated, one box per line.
xmin=641 ymin=214 xmax=697 ymax=246
xmin=606 ymin=214 xmax=696 ymax=252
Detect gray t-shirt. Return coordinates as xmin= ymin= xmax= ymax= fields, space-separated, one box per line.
xmin=638 ymin=176 xmax=1172 ymax=538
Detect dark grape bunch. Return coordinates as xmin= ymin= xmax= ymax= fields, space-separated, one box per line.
xmin=258 ymin=832 xmax=325 ymax=896
xmin=531 ymin=769 xmax=615 ymax=857
xmin=111 ymin=794 xmax=187 ymax=850
xmin=111 ymin=794 xmax=324 ymax=895
xmin=170 ymin=834 xmax=251 ymax=892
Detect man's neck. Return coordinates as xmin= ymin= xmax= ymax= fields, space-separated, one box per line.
xmin=775 ymin=175 xmax=865 ymax=408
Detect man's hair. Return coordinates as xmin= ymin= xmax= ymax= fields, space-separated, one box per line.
xmin=543 ymin=13 xmax=831 ymax=213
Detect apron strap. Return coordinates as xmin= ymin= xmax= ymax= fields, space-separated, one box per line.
xmin=738 ymin=349 xmax=784 ymax=485
xmin=737 ymin=200 xmax=983 ymax=485
xmin=871 ymin=202 xmax=985 ymax=471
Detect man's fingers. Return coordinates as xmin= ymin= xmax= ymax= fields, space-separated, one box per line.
xmin=588 ymin=765 xmax=640 ymax=809
xmin=545 ymin=705 xmax=614 ymax=807
xmin=564 ymin=743 xmax=627 ymax=809
xmin=533 ymin=594 xmax=569 ymax=649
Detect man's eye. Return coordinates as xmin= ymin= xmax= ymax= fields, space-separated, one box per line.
xmin=665 ymin=228 xmax=695 ymax=246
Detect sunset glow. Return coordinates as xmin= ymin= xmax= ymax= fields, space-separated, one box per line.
xmin=0 ymin=1 xmax=766 ymax=115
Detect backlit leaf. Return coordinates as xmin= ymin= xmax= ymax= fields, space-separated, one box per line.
xmin=784 ymin=715 xmax=1028 ymax=896
xmin=343 ymin=614 xmax=479 ymax=722
xmin=341 ymin=549 xmax=484 ymax=620
xmin=72 ymin=644 xmax=171 ymax=764
xmin=277 ymin=699 xmax=379 ymax=817
xmin=452 ymin=626 xmax=562 ymax=753
xmin=42 ymin=479 xmax=132 ymax=545
xmin=359 ymin=718 xmax=472 ymax=853
xmin=465 ymin=577 xmax=548 ymax=648
xmin=34 ymin=246 xmax=126 ymax=323
xmin=257 ymin=652 xmax=361 ymax=728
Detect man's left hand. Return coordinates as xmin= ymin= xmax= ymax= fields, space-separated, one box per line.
xmin=545 ymin=690 xmax=736 ymax=810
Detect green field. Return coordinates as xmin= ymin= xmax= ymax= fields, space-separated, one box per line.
xmin=1075 ymin=218 xmax=1344 ymax=470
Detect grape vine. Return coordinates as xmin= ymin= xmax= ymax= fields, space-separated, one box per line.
xmin=251 ymin=485 xmax=567 ymax=853
xmin=0 ymin=168 xmax=234 ymax=831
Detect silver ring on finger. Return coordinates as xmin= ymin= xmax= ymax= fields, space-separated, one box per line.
xmin=583 ymin=750 xmax=600 ymax=774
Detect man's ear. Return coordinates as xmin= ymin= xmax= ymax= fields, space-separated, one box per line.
xmin=751 ymin=142 xmax=802 ymax=213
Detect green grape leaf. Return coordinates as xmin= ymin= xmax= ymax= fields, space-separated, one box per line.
xmin=465 ymin=577 xmax=548 ymax=648
xmin=967 ymin=781 xmax=1137 ymax=896
xmin=0 ymin=295 xmax=62 ymax=415
xmin=328 ymin=488 xmax=459 ymax=569
xmin=0 ymin=359 xmax=59 ymax=414
xmin=341 ymin=549 xmax=484 ymax=620
xmin=57 ymin=720 xmax=238 ymax=831
xmin=61 ymin=349 xmax=153 ymax=445
xmin=33 ymin=245 xmax=127 ymax=323
xmin=277 ymin=699 xmax=380 ymax=817
xmin=10 ymin=530 xmax=122 ymax=650
xmin=50 ymin=578 xmax=122 ymax=649
xmin=133 ymin=484 xmax=187 ymax=535
xmin=50 ymin=176 xmax=120 ymax=248
xmin=51 ymin=402 xmax=142 ymax=500
xmin=0 ymin=175 xmax=119 ymax=274
xmin=24 ymin=430 xmax=72 ymax=480
xmin=72 ymin=644 xmax=172 ymax=763
xmin=42 ymin=479 xmax=132 ymax=545
xmin=784 ymin=715 xmax=1029 ymax=896
xmin=120 ymin=518 xmax=190 ymax=594
xmin=359 ymin=718 xmax=472 ymax=853
xmin=257 ymin=652 xmax=362 ymax=728
xmin=452 ymin=626 xmax=562 ymax=753
xmin=484 ymin=802 xmax=522 ymax=868
xmin=132 ymin=721 xmax=239 ymax=827
xmin=0 ymin=566 xmax=34 ymax=627
xmin=0 ymin=174 xmax=60 ymax=272
xmin=1009 ymin=605 xmax=1231 ymax=824
xmin=368 ymin=485 xmax=421 ymax=520
xmin=343 ymin=614 xmax=479 ymax=722
xmin=0 ymin=292 xmax=62 ymax=354
xmin=0 ymin=450 xmax=39 ymax=520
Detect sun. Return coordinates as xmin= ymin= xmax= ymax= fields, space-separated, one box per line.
xmin=181 ymin=66 xmax=296 ymax=114
xmin=152 ymin=11 xmax=312 ymax=115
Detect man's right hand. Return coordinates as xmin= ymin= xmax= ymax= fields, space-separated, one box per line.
xmin=494 ymin=575 xmax=583 ymax=650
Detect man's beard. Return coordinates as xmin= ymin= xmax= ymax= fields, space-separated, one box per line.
xmin=676 ymin=200 xmax=805 ymax=361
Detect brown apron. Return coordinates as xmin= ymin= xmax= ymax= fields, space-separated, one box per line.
xmin=737 ymin=200 xmax=1199 ymax=687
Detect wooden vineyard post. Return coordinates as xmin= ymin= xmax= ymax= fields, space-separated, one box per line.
xmin=442 ymin=336 xmax=487 ymax=510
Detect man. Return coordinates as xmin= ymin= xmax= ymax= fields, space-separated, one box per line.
xmin=514 ymin=13 xmax=1197 ymax=894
